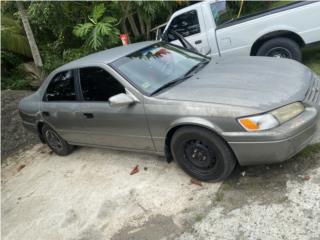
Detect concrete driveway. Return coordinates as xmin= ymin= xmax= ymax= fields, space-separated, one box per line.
xmin=2 ymin=139 xmax=320 ymax=240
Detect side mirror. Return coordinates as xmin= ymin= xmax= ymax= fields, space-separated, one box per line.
xmin=109 ymin=93 xmax=135 ymax=107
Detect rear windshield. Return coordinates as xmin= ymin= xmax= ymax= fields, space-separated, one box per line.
xmin=211 ymin=1 xmax=296 ymax=27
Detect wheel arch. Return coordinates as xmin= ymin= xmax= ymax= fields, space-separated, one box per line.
xmin=250 ymin=30 xmax=305 ymax=56
xmin=164 ymin=118 xmax=236 ymax=163
xmin=36 ymin=121 xmax=45 ymax=143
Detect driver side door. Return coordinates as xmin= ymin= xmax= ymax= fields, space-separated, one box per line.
xmin=166 ymin=7 xmax=210 ymax=55
xmin=76 ymin=66 xmax=155 ymax=151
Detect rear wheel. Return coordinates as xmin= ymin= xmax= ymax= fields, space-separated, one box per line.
xmin=256 ymin=37 xmax=302 ymax=62
xmin=171 ymin=126 xmax=236 ymax=182
xmin=42 ymin=124 xmax=74 ymax=156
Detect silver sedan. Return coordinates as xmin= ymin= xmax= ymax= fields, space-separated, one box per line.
xmin=19 ymin=41 xmax=320 ymax=181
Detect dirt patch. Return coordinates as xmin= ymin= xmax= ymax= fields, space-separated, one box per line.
xmin=111 ymin=215 xmax=182 ymax=240
xmin=214 ymin=143 xmax=320 ymax=212
xmin=1 ymin=90 xmax=39 ymax=164
xmin=1 ymin=145 xmax=221 ymax=240
xmin=177 ymin=144 xmax=320 ymax=240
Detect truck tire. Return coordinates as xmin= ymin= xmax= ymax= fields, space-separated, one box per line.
xmin=256 ymin=37 xmax=302 ymax=62
xmin=171 ymin=126 xmax=236 ymax=182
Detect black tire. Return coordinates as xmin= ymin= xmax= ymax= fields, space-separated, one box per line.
xmin=42 ymin=124 xmax=74 ymax=156
xmin=171 ymin=126 xmax=236 ymax=182
xmin=256 ymin=37 xmax=302 ymax=62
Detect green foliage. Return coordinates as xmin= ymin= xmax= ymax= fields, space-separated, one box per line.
xmin=73 ymin=3 xmax=120 ymax=50
xmin=1 ymin=69 xmax=33 ymax=90
xmin=3 ymin=0 xmax=317 ymax=91
xmin=62 ymin=48 xmax=92 ymax=64
xmin=303 ymin=44 xmax=320 ymax=76
xmin=1 ymin=50 xmax=25 ymax=69
xmin=1 ymin=15 xmax=32 ymax=57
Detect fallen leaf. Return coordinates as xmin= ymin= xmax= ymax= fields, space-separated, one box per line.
xmin=190 ymin=178 xmax=203 ymax=187
xmin=17 ymin=164 xmax=26 ymax=172
xmin=130 ymin=165 xmax=139 ymax=175
xmin=303 ymin=175 xmax=310 ymax=181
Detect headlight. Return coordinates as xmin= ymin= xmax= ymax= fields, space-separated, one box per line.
xmin=238 ymin=102 xmax=304 ymax=131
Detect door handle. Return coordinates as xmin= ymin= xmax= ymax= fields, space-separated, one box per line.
xmin=42 ymin=111 xmax=50 ymax=117
xmin=83 ymin=113 xmax=94 ymax=119
xmin=195 ymin=40 xmax=202 ymax=45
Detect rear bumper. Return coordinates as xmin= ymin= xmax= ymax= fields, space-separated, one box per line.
xmin=225 ymin=107 xmax=319 ymax=166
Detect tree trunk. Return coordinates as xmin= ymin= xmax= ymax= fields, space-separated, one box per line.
xmin=127 ymin=14 xmax=140 ymax=38
xmin=137 ymin=10 xmax=145 ymax=35
xmin=16 ymin=1 xmax=43 ymax=68
xmin=146 ymin=18 xmax=151 ymax=40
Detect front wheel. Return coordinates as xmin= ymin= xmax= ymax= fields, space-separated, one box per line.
xmin=42 ymin=124 xmax=74 ymax=156
xmin=256 ymin=37 xmax=302 ymax=62
xmin=171 ymin=126 xmax=236 ymax=182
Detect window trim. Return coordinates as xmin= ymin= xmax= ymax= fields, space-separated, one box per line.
xmin=77 ymin=66 xmax=126 ymax=103
xmin=42 ymin=69 xmax=80 ymax=102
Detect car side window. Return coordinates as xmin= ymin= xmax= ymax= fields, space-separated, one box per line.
xmin=45 ymin=70 xmax=76 ymax=101
xmin=167 ymin=10 xmax=200 ymax=41
xmin=79 ymin=67 xmax=125 ymax=101
xmin=211 ymin=1 xmax=294 ymax=27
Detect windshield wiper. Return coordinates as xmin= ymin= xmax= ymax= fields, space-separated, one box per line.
xmin=183 ymin=59 xmax=210 ymax=78
xmin=151 ymin=75 xmax=192 ymax=96
xmin=150 ymin=59 xmax=209 ymax=96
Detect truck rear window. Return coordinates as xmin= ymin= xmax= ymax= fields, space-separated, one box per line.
xmin=211 ymin=1 xmax=295 ymax=27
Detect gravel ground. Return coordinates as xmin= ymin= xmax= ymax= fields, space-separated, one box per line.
xmin=2 ymin=141 xmax=320 ymax=240
xmin=1 ymin=90 xmax=39 ymax=163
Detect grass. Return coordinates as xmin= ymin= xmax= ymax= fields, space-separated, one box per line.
xmin=295 ymin=143 xmax=320 ymax=159
xmin=303 ymin=43 xmax=320 ymax=75
xmin=214 ymin=191 xmax=225 ymax=202
xmin=195 ymin=214 xmax=204 ymax=222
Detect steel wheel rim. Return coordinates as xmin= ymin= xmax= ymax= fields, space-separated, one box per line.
xmin=46 ymin=129 xmax=63 ymax=152
xmin=266 ymin=47 xmax=292 ymax=59
xmin=183 ymin=139 xmax=216 ymax=170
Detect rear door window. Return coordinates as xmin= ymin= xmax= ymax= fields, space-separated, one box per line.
xmin=167 ymin=10 xmax=200 ymax=41
xmin=45 ymin=70 xmax=76 ymax=101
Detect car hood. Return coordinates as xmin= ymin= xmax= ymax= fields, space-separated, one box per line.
xmin=156 ymin=57 xmax=313 ymax=112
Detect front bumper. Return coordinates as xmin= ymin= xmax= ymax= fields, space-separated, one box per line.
xmin=225 ymin=107 xmax=319 ymax=166
xmin=22 ymin=121 xmax=37 ymax=133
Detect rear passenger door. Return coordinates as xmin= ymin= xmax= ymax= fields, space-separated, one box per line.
xmin=166 ymin=8 xmax=210 ymax=55
xmin=76 ymin=66 xmax=154 ymax=151
xmin=41 ymin=70 xmax=85 ymax=143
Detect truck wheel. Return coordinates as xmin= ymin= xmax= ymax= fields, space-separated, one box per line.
xmin=256 ymin=37 xmax=302 ymax=62
xmin=42 ymin=124 xmax=74 ymax=156
xmin=171 ymin=126 xmax=236 ymax=182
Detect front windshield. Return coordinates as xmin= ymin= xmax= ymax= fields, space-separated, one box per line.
xmin=111 ymin=43 xmax=209 ymax=95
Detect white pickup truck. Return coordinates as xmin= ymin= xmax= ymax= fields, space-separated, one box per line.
xmin=163 ymin=0 xmax=320 ymax=61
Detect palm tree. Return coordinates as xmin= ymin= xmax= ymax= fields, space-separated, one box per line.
xmin=16 ymin=1 xmax=43 ymax=68
xmin=73 ymin=3 xmax=120 ymax=50
xmin=1 ymin=15 xmax=32 ymax=57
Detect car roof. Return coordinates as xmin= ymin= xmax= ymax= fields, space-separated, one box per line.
xmin=56 ymin=41 xmax=158 ymax=72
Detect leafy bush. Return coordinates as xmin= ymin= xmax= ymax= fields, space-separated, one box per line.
xmin=62 ymin=48 xmax=92 ymax=63
xmin=1 ymin=70 xmax=33 ymax=90
xmin=73 ymin=3 xmax=120 ymax=50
